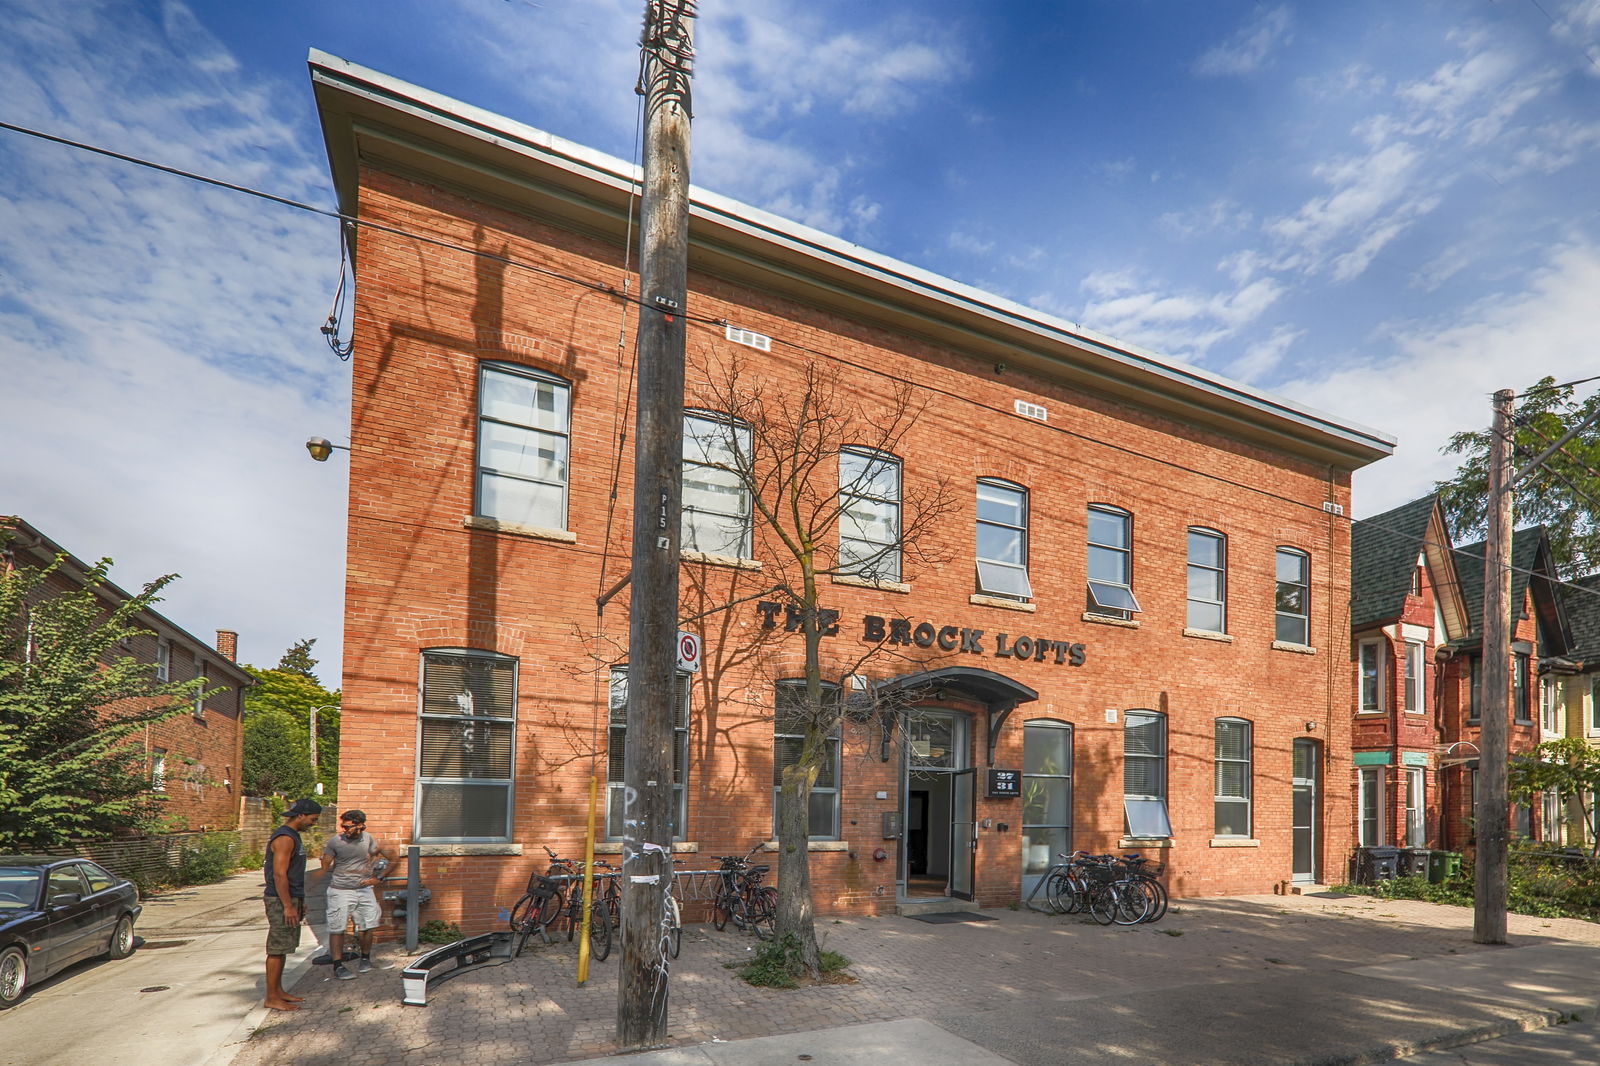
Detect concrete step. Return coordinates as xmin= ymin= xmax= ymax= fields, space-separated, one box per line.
xmin=896 ymin=898 xmax=980 ymax=917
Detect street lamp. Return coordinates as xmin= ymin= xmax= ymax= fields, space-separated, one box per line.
xmin=305 ymin=436 xmax=351 ymax=462
xmin=310 ymin=703 xmax=339 ymax=794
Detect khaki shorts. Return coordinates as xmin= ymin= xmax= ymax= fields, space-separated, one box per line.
xmin=326 ymin=886 xmax=382 ymax=933
xmin=264 ymin=897 xmax=304 ymax=955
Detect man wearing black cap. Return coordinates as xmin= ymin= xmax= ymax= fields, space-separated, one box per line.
xmin=262 ymin=798 xmax=321 ymax=1011
xmin=317 ymin=809 xmax=396 ymax=979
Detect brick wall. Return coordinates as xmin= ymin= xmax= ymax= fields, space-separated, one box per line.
xmin=336 ymin=165 xmax=1360 ymax=935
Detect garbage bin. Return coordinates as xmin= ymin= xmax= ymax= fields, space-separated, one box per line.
xmin=1427 ymin=850 xmax=1462 ymax=883
xmin=1357 ymin=846 xmax=1401 ymax=884
xmin=1400 ymin=848 xmax=1431 ymax=877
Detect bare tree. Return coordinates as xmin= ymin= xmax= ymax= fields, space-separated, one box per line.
xmin=685 ymin=355 xmax=958 ymax=975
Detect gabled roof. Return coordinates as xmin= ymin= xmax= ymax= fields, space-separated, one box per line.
xmin=1454 ymin=526 xmax=1571 ymax=657
xmin=1558 ymin=573 xmax=1600 ymax=663
xmin=1351 ymin=495 xmax=1438 ymax=630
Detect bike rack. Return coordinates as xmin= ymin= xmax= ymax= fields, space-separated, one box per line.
xmin=400 ymin=930 xmax=516 ymax=1006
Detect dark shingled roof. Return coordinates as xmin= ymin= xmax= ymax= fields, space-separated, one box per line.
xmin=1559 ymin=573 xmax=1600 ymax=663
xmin=1455 ymin=526 xmax=1564 ymax=650
xmin=1351 ymin=495 xmax=1439 ymax=630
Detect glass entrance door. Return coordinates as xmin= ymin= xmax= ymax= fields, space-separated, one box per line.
xmin=949 ymin=768 xmax=975 ymax=900
xmin=1292 ymin=739 xmax=1319 ymax=883
xmin=901 ymin=711 xmax=972 ymax=900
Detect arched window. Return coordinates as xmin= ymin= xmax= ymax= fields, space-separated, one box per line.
xmin=1214 ymin=718 xmax=1252 ymax=837
xmin=840 ymin=447 xmax=901 ymax=582
xmin=976 ymin=478 xmax=1031 ymax=600
xmin=1089 ymin=505 xmax=1141 ymax=619
xmin=1274 ymin=547 xmax=1311 ymax=644
xmin=1022 ymin=720 xmax=1072 ymax=890
xmin=1124 ymin=710 xmax=1170 ymax=839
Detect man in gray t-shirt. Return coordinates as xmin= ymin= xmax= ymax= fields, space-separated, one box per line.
xmin=318 ymin=809 xmax=396 ymax=978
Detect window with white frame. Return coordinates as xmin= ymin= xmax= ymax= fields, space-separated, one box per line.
xmin=1405 ymin=767 xmax=1425 ymax=846
xmin=1275 ymin=548 xmax=1311 ymax=644
xmin=1214 ymin=718 xmax=1252 ymax=837
xmin=1543 ymin=678 xmax=1562 ymax=735
xmin=151 ymin=749 xmax=167 ymax=792
xmin=1403 ymin=641 xmax=1424 ymax=713
xmin=1088 ymin=505 xmax=1141 ymax=619
xmin=417 ymin=649 xmax=516 ymax=842
xmin=1124 ymin=711 xmax=1170 ymax=838
xmin=1542 ymin=790 xmax=1562 ymax=843
xmin=975 ymin=479 xmax=1032 ymax=600
xmin=1186 ymin=528 xmax=1226 ymax=632
xmin=1513 ymin=653 xmax=1531 ymax=722
xmin=683 ymin=413 xmax=753 ymax=558
xmin=1591 ymin=677 xmax=1600 ymax=733
xmin=193 ymin=659 xmax=207 ymax=719
xmin=839 ymin=448 xmax=901 ymax=582
xmin=1358 ymin=767 xmax=1384 ymax=846
xmin=607 ymin=668 xmax=689 ymax=840
xmin=1358 ymin=640 xmax=1385 ymax=713
xmin=155 ymin=639 xmax=171 ymax=681
xmin=772 ymin=681 xmax=842 ymax=839
xmin=475 ymin=361 xmax=571 ymax=529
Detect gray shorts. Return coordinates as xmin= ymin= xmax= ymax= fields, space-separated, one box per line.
xmin=264 ymin=897 xmax=304 ymax=955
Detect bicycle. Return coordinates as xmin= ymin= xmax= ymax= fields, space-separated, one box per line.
xmin=508 ymin=847 xmax=611 ymax=960
xmin=1046 ymin=852 xmax=1152 ymax=925
xmin=710 ymin=843 xmax=776 ymax=940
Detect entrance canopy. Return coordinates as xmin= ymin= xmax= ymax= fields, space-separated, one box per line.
xmin=875 ymin=666 xmax=1038 ymax=766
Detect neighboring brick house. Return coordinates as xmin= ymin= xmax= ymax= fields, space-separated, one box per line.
xmin=1348 ymin=495 xmax=1470 ymax=856
xmin=2 ymin=517 xmax=250 ymax=832
xmin=1440 ymin=527 xmax=1569 ymax=848
xmin=310 ymin=52 xmax=1394 ymax=934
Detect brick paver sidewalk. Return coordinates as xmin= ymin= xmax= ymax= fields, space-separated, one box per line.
xmin=228 ymin=893 xmax=1600 ymax=1066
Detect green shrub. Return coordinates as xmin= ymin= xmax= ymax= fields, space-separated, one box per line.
xmin=738 ymin=933 xmax=850 ymax=987
xmin=417 ymin=920 xmax=462 ymax=944
xmin=177 ymin=834 xmax=239 ymax=885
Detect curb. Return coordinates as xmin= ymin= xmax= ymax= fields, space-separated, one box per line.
xmin=1312 ymin=999 xmax=1600 ymax=1066
xmin=199 ymin=950 xmax=320 ymax=1066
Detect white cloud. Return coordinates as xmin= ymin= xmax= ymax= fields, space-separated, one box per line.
xmin=1158 ymin=199 xmax=1253 ymax=240
xmin=1225 ymin=325 xmax=1305 ymax=383
xmin=1194 ymin=5 xmax=1294 ymax=77
xmin=1077 ymin=272 xmax=1283 ymax=360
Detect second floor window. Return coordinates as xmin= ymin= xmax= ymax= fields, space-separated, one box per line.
xmin=1514 ymin=653 xmax=1531 ymax=723
xmin=1088 ymin=505 xmax=1140 ymax=619
xmin=476 ymin=362 xmax=571 ymax=530
xmin=1275 ymin=548 xmax=1310 ymax=645
xmin=1403 ymin=641 xmax=1424 ymax=713
xmin=1543 ymin=678 xmax=1562 ymax=734
xmin=1186 ymin=528 xmax=1226 ymax=633
xmin=1469 ymin=656 xmax=1482 ymax=722
xmin=975 ymin=479 xmax=1032 ymax=600
xmin=683 ymin=413 xmax=753 ymax=558
xmin=155 ymin=639 xmax=171 ymax=681
xmin=1358 ymin=640 xmax=1385 ymax=712
xmin=839 ymin=448 xmax=901 ymax=582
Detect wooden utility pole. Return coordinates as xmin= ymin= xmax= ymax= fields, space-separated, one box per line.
xmin=618 ymin=0 xmax=695 ymax=1048
xmin=1474 ymin=388 xmax=1514 ymax=946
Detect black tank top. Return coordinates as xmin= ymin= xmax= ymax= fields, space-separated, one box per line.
xmin=262 ymin=825 xmax=307 ymax=899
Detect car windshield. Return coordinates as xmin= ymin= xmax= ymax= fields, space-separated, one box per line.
xmin=0 ymin=868 xmax=43 ymax=911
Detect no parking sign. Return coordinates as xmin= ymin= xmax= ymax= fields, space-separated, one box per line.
xmin=676 ymin=630 xmax=701 ymax=672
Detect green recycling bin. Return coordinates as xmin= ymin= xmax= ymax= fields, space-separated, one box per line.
xmin=1427 ymin=850 xmax=1462 ymax=883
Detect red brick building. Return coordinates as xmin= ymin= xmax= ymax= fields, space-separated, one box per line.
xmin=2 ymin=517 xmax=249 ymax=832
xmin=311 ymin=52 xmax=1394 ymax=933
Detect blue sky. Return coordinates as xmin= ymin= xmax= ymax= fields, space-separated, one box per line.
xmin=3 ymin=1 xmax=1598 ymax=682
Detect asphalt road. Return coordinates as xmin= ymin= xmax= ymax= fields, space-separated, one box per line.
xmin=0 ymin=870 xmax=315 ymax=1066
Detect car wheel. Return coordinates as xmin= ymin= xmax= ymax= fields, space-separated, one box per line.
xmin=108 ymin=914 xmax=136 ymax=959
xmin=0 ymin=945 xmax=26 ymax=1009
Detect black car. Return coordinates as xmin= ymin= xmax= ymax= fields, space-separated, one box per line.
xmin=0 ymin=855 xmax=142 ymax=1008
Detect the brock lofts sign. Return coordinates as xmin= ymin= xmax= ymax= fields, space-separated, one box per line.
xmin=755 ymin=600 xmax=1087 ymax=667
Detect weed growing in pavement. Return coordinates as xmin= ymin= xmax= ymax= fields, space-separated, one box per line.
xmin=738 ymin=933 xmax=851 ymax=988
xmin=417 ymin=920 xmax=463 ymax=944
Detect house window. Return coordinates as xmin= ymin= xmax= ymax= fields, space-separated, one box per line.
xmin=1591 ymin=677 xmax=1600 ymax=733
xmin=475 ymin=361 xmax=571 ymax=530
xmin=151 ymin=749 xmax=167 ymax=792
xmin=1358 ymin=767 xmax=1384 ymax=846
xmin=1022 ymin=720 xmax=1073 ymax=880
xmin=1088 ymin=506 xmax=1140 ymax=619
xmin=1275 ymin=548 xmax=1311 ymax=644
xmin=1542 ymin=790 xmax=1562 ymax=843
xmin=1403 ymin=641 xmax=1424 ymax=714
xmin=1186 ymin=528 xmax=1226 ymax=633
xmin=194 ymin=660 xmax=207 ymax=719
xmin=417 ymin=649 xmax=516 ymax=842
xmin=1409 ymin=565 xmax=1423 ymax=597
xmin=1468 ymin=656 xmax=1482 ymax=723
xmin=683 ymin=413 xmax=753 ymax=558
xmin=1214 ymin=718 xmax=1252 ymax=838
xmin=1542 ymin=678 xmax=1561 ymax=734
xmin=772 ymin=681 xmax=841 ymax=839
xmin=1513 ymin=653 xmax=1531 ymax=723
xmin=975 ymin=479 xmax=1032 ymax=600
xmin=1358 ymin=640 xmax=1385 ymax=713
xmin=1123 ymin=711 xmax=1170 ymax=838
xmin=608 ymin=668 xmax=689 ymax=840
xmin=1405 ymin=767 xmax=1425 ymax=847
xmin=155 ymin=639 xmax=171 ymax=682
xmin=839 ymin=448 xmax=901 ymax=582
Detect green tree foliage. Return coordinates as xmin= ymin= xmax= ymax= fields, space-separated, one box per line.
xmin=0 ymin=548 xmax=201 ymax=849
xmin=242 ymin=708 xmax=315 ymax=799
xmin=242 ymin=648 xmax=339 ymax=796
xmin=1508 ymin=737 xmax=1600 ymax=856
xmin=1436 ymin=376 xmax=1600 ymax=577
xmin=276 ymin=637 xmax=321 ymax=682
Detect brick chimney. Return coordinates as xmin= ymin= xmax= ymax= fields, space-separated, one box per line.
xmin=216 ymin=629 xmax=238 ymax=662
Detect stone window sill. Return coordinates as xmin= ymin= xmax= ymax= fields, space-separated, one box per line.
xmin=1210 ymin=837 xmax=1260 ymax=848
xmin=971 ymin=594 xmax=1036 ymax=613
xmin=760 ymin=839 xmax=848 ymax=852
xmin=1183 ymin=628 xmax=1232 ymax=643
xmin=414 ymin=843 xmax=524 ymax=857
xmin=834 ymin=573 xmax=911 ymax=594
xmin=593 ymin=841 xmax=699 ymax=854
xmin=1272 ymin=640 xmax=1317 ymax=655
xmin=1117 ymin=837 xmax=1172 ymax=850
xmin=463 ymin=515 xmax=576 ymax=543
xmin=1084 ymin=613 xmax=1140 ymax=629
xmin=683 ymin=550 xmax=762 ymax=571
xmin=1356 ymin=710 xmax=1386 ymax=716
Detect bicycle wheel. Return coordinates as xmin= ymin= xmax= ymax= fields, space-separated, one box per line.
xmin=566 ymin=889 xmax=585 ymax=942
xmin=1088 ymin=882 xmax=1118 ymax=925
xmin=1139 ymin=877 xmax=1169 ymax=923
xmin=1044 ymin=871 xmax=1071 ymax=913
xmin=509 ymin=894 xmax=537 ymax=933
xmin=666 ymin=896 xmax=681 ymax=959
xmin=537 ymin=888 xmax=564 ymax=930
xmin=750 ymin=887 xmax=777 ymax=940
xmin=588 ymin=900 xmax=612 ymax=961
xmin=1111 ymin=881 xmax=1151 ymax=926
xmin=712 ymin=892 xmax=732 ymax=931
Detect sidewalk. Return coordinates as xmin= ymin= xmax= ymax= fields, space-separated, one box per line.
xmin=221 ymin=890 xmax=1600 ymax=1066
